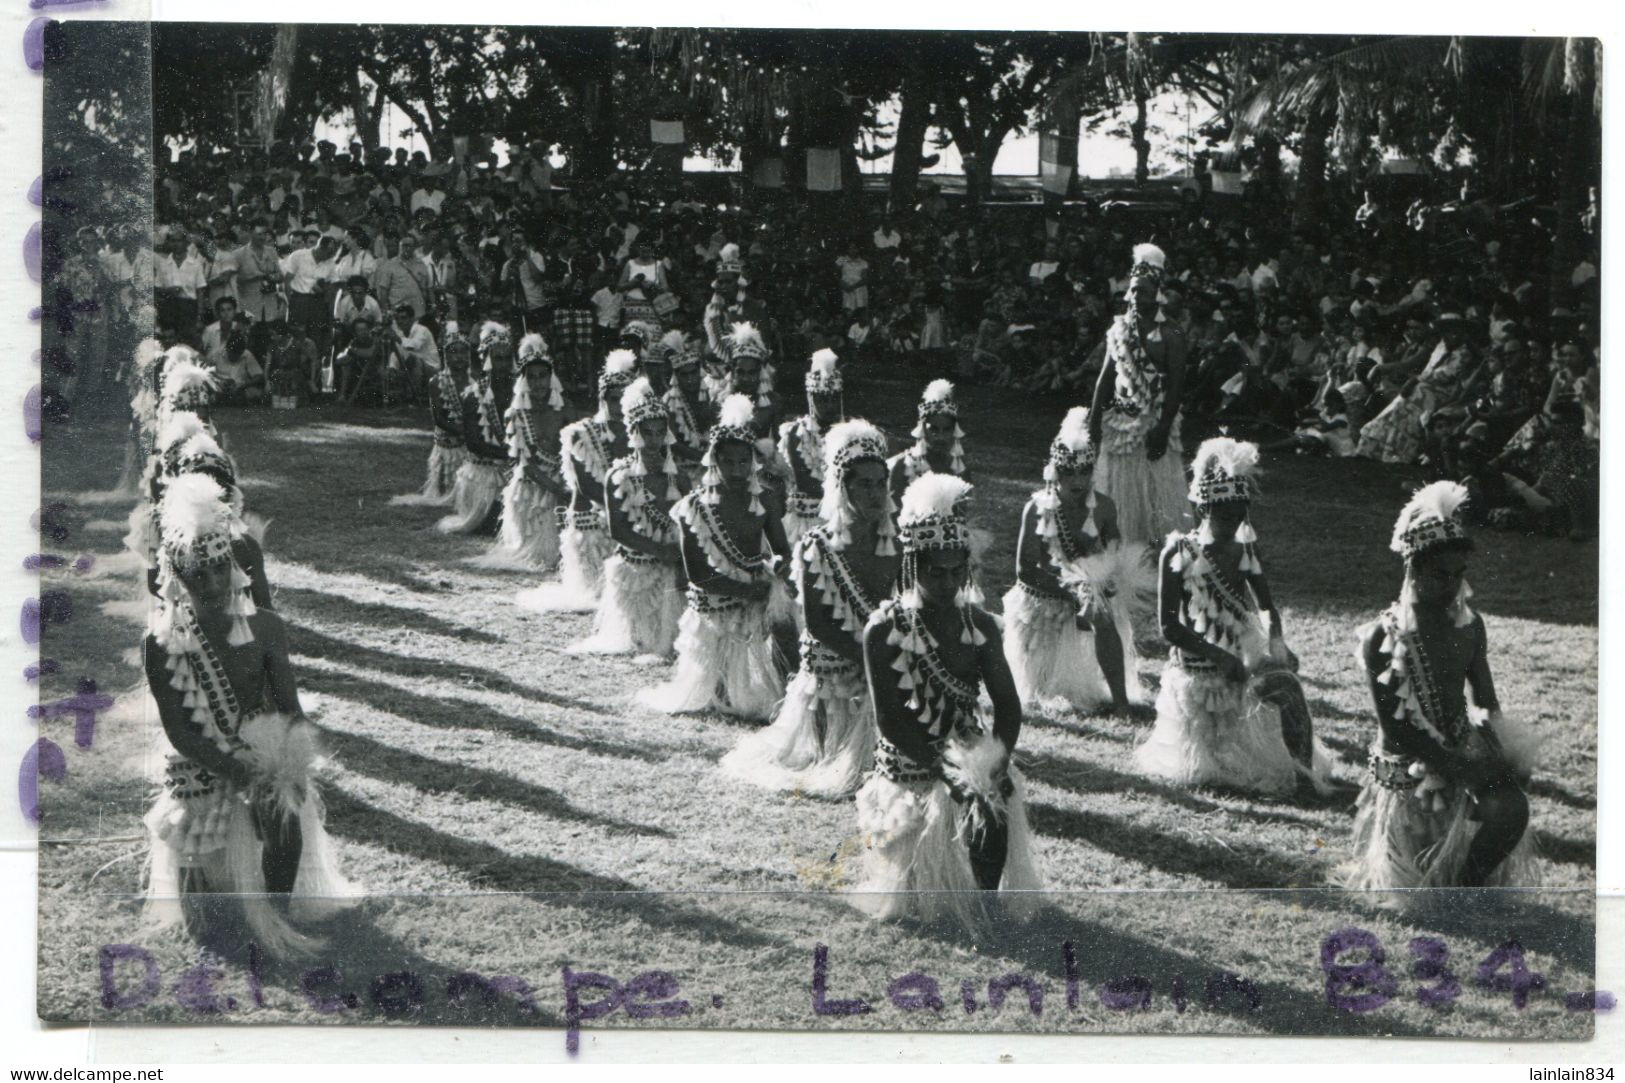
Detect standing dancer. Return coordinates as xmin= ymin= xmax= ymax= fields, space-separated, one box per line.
xmin=722 ymin=419 xmax=898 ymax=797
xmin=142 ymin=474 xmax=352 ymax=959
xmin=392 ymin=326 xmax=471 ymax=507
xmin=1134 ymin=438 xmax=1330 ymax=795
xmin=474 ymin=333 xmax=567 ymax=570
xmin=1339 ymin=482 xmax=1537 ymax=894
xmin=636 ymin=393 xmax=794 ymax=721
xmin=849 ymin=474 xmax=1043 ymax=934
xmin=1002 ymin=407 xmax=1153 ymax=717
xmin=777 ymin=348 xmax=844 ymax=552
xmin=887 ymin=379 xmax=966 ymax=504
xmin=1088 ymin=242 xmax=1192 ymax=547
xmin=663 ymin=331 xmax=711 ymax=485
xmin=516 ymin=350 xmax=635 ymax=612
xmin=437 ymin=322 xmax=515 ymax=535
xmin=567 ymin=377 xmax=688 ymax=661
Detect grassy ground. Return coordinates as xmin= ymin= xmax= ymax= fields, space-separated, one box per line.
xmin=36 ymin=372 xmax=1597 ymax=1042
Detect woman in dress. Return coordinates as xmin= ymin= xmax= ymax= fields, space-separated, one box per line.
xmin=721 ymin=418 xmax=898 ymax=796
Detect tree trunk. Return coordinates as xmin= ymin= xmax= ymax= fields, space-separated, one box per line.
xmin=1292 ymin=104 xmax=1331 ymax=230
xmin=890 ymin=70 xmax=932 ymax=212
xmin=349 ymin=69 xmax=381 ymax=155
xmin=1129 ymin=87 xmax=1150 ymax=184
xmin=1050 ymin=87 xmax=1081 ymax=199
xmin=574 ymin=27 xmax=618 ymax=181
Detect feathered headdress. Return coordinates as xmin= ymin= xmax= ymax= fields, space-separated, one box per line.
xmin=157 ymin=350 xmax=216 ymax=419
xmin=598 ymin=349 xmax=639 ymax=408
xmin=1129 ymin=242 xmax=1167 ymax=287
xmin=1189 ymin=436 xmax=1261 ymax=566
xmin=716 ymin=242 xmax=745 ymax=278
xmin=477 ymin=320 xmax=513 ymax=371
xmin=621 ymin=377 xmax=679 ymax=500
xmin=911 ymin=379 xmax=965 ymax=473
xmin=1189 ymin=436 xmax=1259 ymax=508
xmin=895 ymin=474 xmax=983 ymax=639
xmin=510 ymin=334 xmax=564 ymax=411
xmin=1045 ymin=406 xmax=1096 ymax=483
xmin=805 ymin=348 xmax=843 ymax=394
xmin=727 ymin=322 xmax=769 ymax=362
xmin=155 ymin=473 xmax=256 ymax=648
xmin=1392 ymin=481 xmax=1471 ymax=561
xmin=623 ymin=320 xmax=662 ymax=350
xmin=821 ymin=418 xmax=895 ymax=555
xmin=700 ymin=393 xmax=763 ymax=512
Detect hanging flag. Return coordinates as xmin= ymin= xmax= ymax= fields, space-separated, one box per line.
xmin=752 ymin=158 xmax=784 ymax=189
xmin=806 ymin=147 xmax=841 ymax=192
xmin=651 ymin=119 xmax=685 ymax=145
xmin=1040 ymin=159 xmax=1073 ymax=196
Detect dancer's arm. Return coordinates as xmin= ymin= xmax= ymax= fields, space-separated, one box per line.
xmin=1013 ymin=501 xmax=1061 ymax=595
xmin=606 ymin=474 xmax=681 ymax=563
xmin=976 ymin=609 xmax=1023 ymax=754
xmin=784 ymin=425 xmax=823 ymax=501
xmin=1158 ymin=541 xmax=1245 ymax=682
xmin=1148 ymin=327 xmax=1187 ymax=461
xmin=1361 ymin=623 xmax=1475 ymax=783
xmin=144 ymin=637 xmax=254 ymax=788
xmin=863 ymin=617 xmax=939 ymax=766
xmin=678 ymin=518 xmax=766 ymax=600
xmin=257 ymin=610 xmax=307 ymax=722
xmin=233 ymin=535 xmax=274 ymax=612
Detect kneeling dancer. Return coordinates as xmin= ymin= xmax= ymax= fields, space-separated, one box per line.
xmin=437 ymin=322 xmax=514 ymax=535
xmin=777 ymin=348 xmax=845 ymax=552
xmin=1339 ymin=481 xmax=1538 ymax=895
xmin=142 ymin=475 xmax=352 ymax=959
xmin=1134 ymin=437 xmax=1330 ymax=795
xmin=474 ymin=333 xmax=567 ymax=570
xmin=850 ymin=474 xmax=1043 ymax=934
xmin=567 ymin=376 xmax=688 ymax=661
xmin=722 ymin=418 xmax=898 ymax=796
xmin=1003 ymin=407 xmax=1152 ymax=716
xmin=636 ymin=393 xmax=793 ymax=720
xmin=392 ymin=326 xmax=472 ymax=507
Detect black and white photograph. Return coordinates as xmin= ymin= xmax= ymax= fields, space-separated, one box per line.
xmin=30 ymin=16 xmax=1602 ymax=1047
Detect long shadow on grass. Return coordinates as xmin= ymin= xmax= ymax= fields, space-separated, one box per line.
xmin=322 ymin=790 xmax=784 ymax=951
xmin=1526 ymin=778 xmax=1598 ymax=812
xmin=278 ymin=585 xmax=506 ymax=646
xmin=321 ymin=728 xmax=674 ymax=839
xmin=291 ymin=623 xmax=618 ymax=720
xmin=1022 ymin=753 xmax=1333 ymax=831
xmin=1532 ymin=830 xmax=1596 ymax=870
xmin=306 ymin=668 xmax=659 ymax=764
xmin=1026 ymin=802 xmax=1325 ymax=890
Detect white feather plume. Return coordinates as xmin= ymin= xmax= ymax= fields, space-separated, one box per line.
xmin=660 ymin=329 xmax=688 ymax=354
xmin=604 ymin=348 xmax=638 ymax=377
xmin=1188 ymin=436 xmax=1260 ymax=503
xmin=719 ymin=243 xmax=741 ymax=264
xmin=518 ymin=332 xmax=549 ymax=362
xmin=822 ymin=419 xmax=886 ymax=475
xmin=899 ymin=472 xmax=973 ymax=528
xmin=727 ymin=322 xmax=766 ymax=356
xmin=1391 ymin=480 xmax=1469 ymax=554
xmin=716 ymin=392 xmax=755 ymax=432
xmin=478 ymin=320 xmax=510 ymax=347
xmin=811 ymin=347 xmax=839 ymax=370
xmin=156 ymin=411 xmax=206 ymax=454
xmin=133 ymin=337 xmax=163 ymax=374
xmin=159 ymin=473 xmax=231 ymax=547
xmin=921 ymin=378 xmax=955 ymax=405
xmin=1056 ymin=406 xmax=1091 ymax=453
xmin=1132 ymin=242 xmax=1167 ymax=270
xmin=159 ymin=355 xmax=216 ymax=406
xmin=621 ymin=376 xmax=659 ymax=416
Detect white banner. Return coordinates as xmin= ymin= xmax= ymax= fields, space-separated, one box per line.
xmin=650 ymin=119 xmax=685 ymax=145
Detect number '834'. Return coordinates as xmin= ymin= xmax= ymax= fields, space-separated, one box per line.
xmin=1320 ymin=928 xmax=1546 ymax=1012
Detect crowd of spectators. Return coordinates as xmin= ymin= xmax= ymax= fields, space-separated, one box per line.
xmin=55 ymin=134 xmax=1602 ymax=538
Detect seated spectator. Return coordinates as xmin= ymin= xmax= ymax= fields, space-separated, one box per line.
xmin=213 ymin=327 xmax=265 ymax=404
xmin=335 ymin=318 xmax=386 ymax=405
xmin=263 ymin=316 xmax=320 ymax=399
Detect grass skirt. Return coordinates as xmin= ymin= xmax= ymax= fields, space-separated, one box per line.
xmin=634 ymin=580 xmax=792 ymax=721
xmin=1095 ymin=436 xmax=1192 ymax=547
xmin=1133 ymin=659 xmax=1303 ymax=796
xmin=1338 ymin=737 xmax=1539 ymax=900
xmin=1001 ymin=580 xmax=1149 ymax=715
xmin=849 ymin=762 xmax=1043 ymax=936
xmin=719 ymin=641 xmax=874 ymax=797
xmin=142 ymin=713 xmax=357 ymax=960
xmin=565 ymin=553 xmax=684 ymax=659
xmin=515 ymin=514 xmax=612 ymax=613
xmin=392 ymin=443 xmax=469 ymax=507
xmin=435 ymin=460 xmax=505 ymax=535
xmin=471 ymin=474 xmax=560 ymax=571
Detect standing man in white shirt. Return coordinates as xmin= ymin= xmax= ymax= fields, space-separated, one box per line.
xmin=280 ymin=225 xmax=325 ymax=346
xmin=153 ymin=230 xmax=208 ymax=343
